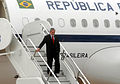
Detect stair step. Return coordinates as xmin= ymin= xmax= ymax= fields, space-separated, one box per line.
xmin=43 ymin=71 xmax=65 ymax=77
xmin=35 ymin=56 xmax=47 ymax=61
xmin=30 ymin=50 xmax=45 ymax=53
xmin=43 ymin=70 xmax=64 ymax=77
xmin=34 ymin=55 xmax=46 ymax=57
xmin=38 ymin=61 xmax=47 ymax=66
xmin=38 ymin=61 xmax=56 ymax=67
xmin=48 ymin=76 xmax=68 ymax=82
xmin=43 ymin=70 xmax=63 ymax=73
xmin=40 ymin=64 xmax=56 ymax=71
xmin=30 ymin=51 xmax=46 ymax=57
xmin=49 ymin=81 xmax=71 ymax=84
xmin=27 ymin=46 xmax=38 ymax=48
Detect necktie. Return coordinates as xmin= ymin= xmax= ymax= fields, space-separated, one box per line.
xmin=52 ymin=35 xmax=54 ymax=44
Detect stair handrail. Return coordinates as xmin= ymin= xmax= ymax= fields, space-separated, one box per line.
xmin=40 ymin=23 xmax=90 ymax=84
xmin=0 ymin=52 xmax=14 ymax=56
xmin=10 ymin=25 xmax=44 ymax=75
xmin=10 ymin=24 xmax=61 ymax=84
xmin=26 ymin=38 xmax=61 ymax=84
xmin=60 ymin=44 xmax=90 ymax=84
xmin=77 ymin=76 xmax=86 ymax=84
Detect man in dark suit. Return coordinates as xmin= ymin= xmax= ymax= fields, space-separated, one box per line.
xmin=36 ymin=28 xmax=60 ymax=76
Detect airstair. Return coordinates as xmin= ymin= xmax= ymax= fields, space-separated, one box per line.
xmin=22 ymin=19 xmax=90 ymax=84
xmin=0 ymin=18 xmax=90 ymax=84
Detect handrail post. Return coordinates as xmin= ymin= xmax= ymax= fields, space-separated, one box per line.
xmin=77 ymin=71 xmax=80 ymax=79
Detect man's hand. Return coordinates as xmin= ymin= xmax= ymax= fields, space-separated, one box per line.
xmin=36 ymin=48 xmax=40 ymax=52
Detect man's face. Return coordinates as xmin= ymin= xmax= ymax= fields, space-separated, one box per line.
xmin=50 ymin=30 xmax=55 ymax=35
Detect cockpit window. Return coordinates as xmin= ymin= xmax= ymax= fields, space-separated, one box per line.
xmin=81 ymin=19 xmax=88 ymax=28
xmin=104 ymin=19 xmax=110 ymax=28
xmin=70 ymin=18 xmax=76 ymax=27
xmin=93 ymin=19 xmax=99 ymax=28
xmin=47 ymin=18 xmax=53 ymax=26
xmin=115 ymin=19 xmax=120 ymax=28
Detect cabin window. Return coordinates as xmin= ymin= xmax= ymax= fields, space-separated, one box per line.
xmin=115 ymin=19 xmax=120 ymax=28
xmin=81 ymin=19 xmax=88 ymax=28
xmin=47 ymin=18 xmax=53 ymax=26
xmin=35 ymin=18 xmax=40 ymax=21
xmin=104 ymin=19 xmax=110 ymax=28
xmin=22 ymin=17 xmax=29 ymax=26
xmin=70 ymin=18 xmax=76 ymax=27
xmin=93 ymin=19 xmax=99 ymax=28
xmin=58 ymin=18 xmax=65 ymax=27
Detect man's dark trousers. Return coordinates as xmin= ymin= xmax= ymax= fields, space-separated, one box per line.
xmin=38 ymin=34 xmax=60 ymax=74
xmin=47 ymin=51 xmax=60 ymax=74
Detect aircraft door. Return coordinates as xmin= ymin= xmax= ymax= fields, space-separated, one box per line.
xmin=0 ymin=18 xmax=12 ymax=50
xmin=22 ymin=20 xmax=51 ymax=51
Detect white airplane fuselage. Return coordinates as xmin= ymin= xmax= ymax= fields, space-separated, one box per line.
xmin=1 ymin=0 xmax=120 ymax=84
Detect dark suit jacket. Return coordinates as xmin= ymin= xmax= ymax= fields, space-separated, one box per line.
xmin=38 ymin=34 xmax=60 ymax=56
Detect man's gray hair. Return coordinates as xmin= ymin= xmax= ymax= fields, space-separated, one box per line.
xmin=50 ymin=28 xmax=55 ymax=32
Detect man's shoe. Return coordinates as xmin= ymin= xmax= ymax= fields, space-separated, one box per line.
xmin=47 ymin=72 xmax=53 ymax=76
xmin=50 ymin=73 xmax=53 ymax=76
